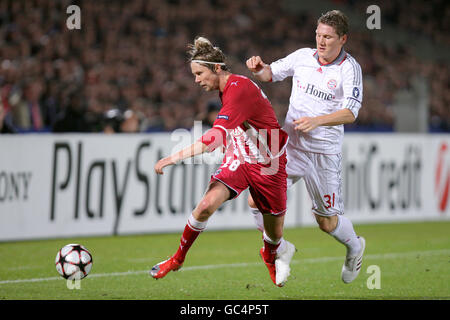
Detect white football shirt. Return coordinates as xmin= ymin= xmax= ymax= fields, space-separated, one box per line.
xmin=270 ymin=48 xmax=363 ymax=154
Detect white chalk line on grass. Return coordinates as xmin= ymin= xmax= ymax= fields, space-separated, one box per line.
xmin=0 ymin=249 xmax=448 ymax=285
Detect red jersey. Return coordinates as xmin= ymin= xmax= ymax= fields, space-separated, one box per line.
xmin=201 ymin=74 xmax=289 ymax=164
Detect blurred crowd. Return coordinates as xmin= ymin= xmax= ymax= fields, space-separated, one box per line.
xmin=0 ymin=0 xmax=448 ymax=134
xmin=339 ymin=0 xmax=450 ymax=45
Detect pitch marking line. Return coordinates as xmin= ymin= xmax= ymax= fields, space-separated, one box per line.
xmin=0 ymin=249 xmax=448 ymax=285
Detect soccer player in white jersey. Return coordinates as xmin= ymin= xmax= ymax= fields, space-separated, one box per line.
xmin=246 ymin=10 xmax=365 ymax=284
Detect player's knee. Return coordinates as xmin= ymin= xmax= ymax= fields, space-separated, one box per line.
xmin=318 ymin=223 xmax=334 ymax=233
xmin=315 ymin=214 xmax=337 ymax=233
xmin=195 ymin=199 xmax=215 ymax=219
xmin=247 ymin=195 xmax=257 ymax=209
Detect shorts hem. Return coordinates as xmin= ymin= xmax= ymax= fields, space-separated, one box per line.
xmin=211 ymin=177 xmax=239 ymax=199
xmin=312 ymin=208 xmax=343 ymax=217
xmin=262 ymin=208 xmax=287 ymax=217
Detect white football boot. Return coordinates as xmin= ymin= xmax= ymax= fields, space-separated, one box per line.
xmin=341 ymin=236 xmax=366 ymax=284
xmin=274 ymin=240 xmax=297 ymax=286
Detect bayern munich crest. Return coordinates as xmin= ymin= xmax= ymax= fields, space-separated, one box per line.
xmin=327 ymin=79 xmax=337 ymax=90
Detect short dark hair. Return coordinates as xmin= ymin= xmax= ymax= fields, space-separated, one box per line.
xmin=317 ymin=10 xmax=349 ymax=37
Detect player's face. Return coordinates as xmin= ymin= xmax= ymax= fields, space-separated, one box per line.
xmin=190 ymin=62 xmax=220 ymax=91
xmin=315 ymin=23 xmax=347 ymax=63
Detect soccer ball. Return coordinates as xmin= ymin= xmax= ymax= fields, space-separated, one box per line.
xmin=55 ymin=244 xmax=93 ymax=280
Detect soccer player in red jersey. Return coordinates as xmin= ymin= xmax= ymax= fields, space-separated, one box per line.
xmin=150 ymin=37 xmax=296 ymax=286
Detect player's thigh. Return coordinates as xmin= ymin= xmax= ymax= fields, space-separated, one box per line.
xmin=193 ymin=180 xmax=231 ymax=220
xmin=248 ymin=157 xmax=288 ymax=216
xmin=248 ymin=175 xmax=298 ymax=208
xmin=287 ymin=175 xmax=301 ymax=188
xmin=247 ymin=193 xmax=257 ymax=208
xmin=305 ymin=153 xmax=344 ymax=216
xmin=247 ymin=176 xmax=301 ymax=209
xmin=285 ymin=146 xmax=310 ymax=178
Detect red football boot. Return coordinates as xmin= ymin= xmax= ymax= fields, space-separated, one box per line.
xmin=259 ymin=248 xmax=282 ymax=287
xmin=150 ymin=256 xmax=183 ymax=279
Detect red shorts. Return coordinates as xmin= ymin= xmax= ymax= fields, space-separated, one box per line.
xmin=211 ymin=153 xmax=287 ymax=216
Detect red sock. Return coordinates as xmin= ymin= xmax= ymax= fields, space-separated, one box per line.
xmin=173 ymin=223 xmax=202 ymax=263
xmin=262 ymin=239 xmax=280 ymax=264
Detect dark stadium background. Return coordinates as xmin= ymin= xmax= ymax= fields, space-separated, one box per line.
xmin=0 ymin=0 xmax=448 ymax=135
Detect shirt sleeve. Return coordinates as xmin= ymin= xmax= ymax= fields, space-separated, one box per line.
xmin=198 ymin=127 xmax=227 ymax=152
xmin=342 ymin=59 xmax=363 ymax=119
xmin=270 ymin=49 xmax=303 ymax=82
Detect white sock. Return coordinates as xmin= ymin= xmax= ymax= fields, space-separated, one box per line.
xmin=329 ymin=215 xmax=361 ymax=256
xmin=250 ymin=207 xmax=264 ymax=232
xmin=263 ymin=231 xmax=281 ymax=245
xmin=276 ymin=237 xmax=286 ymax=254
xmin=187 ymin=214 xmax=208 ymax=232
xmin=263 ymin=231 xmax=286 ymax=255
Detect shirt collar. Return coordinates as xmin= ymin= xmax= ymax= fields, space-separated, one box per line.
xmin=313 ymin=48 xmax=347 ymax=66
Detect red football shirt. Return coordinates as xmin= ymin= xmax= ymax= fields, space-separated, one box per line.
xmin=200 ymin=74 xmax=288 ymax=164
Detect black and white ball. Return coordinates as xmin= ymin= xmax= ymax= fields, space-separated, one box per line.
xmin=55 ymin=244 xmax=93 ymax=280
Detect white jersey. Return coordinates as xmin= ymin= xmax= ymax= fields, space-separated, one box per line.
xmin=271 ymin=48 xmax=363 ymax=154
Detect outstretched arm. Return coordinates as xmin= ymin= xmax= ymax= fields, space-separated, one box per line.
xmin=155 ymin=140 xmax=207 ymax=174
xmin=246 ymin=56 xmax=273 ymax=82
xmin=155 ymin=126 xmax=226 ymax=174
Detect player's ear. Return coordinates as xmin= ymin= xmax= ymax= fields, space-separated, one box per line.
xmin=340 ymin=34 xmax=348 ymax=45
xmin=214 ymin=64 xmax=222 ymax=73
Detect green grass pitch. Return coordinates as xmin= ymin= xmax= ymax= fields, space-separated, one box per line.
xmin=0 ymin=221 xmax=449 ymax=300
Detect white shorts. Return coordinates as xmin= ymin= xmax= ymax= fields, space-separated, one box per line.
xmin=286 ymin=147 xmax=344 ymax=217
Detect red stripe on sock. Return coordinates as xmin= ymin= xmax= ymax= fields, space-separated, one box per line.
xmin=173 ymin=223 xmax=202 ymax=263
xmin=187 ymin=220 xmax=205 ymax=232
